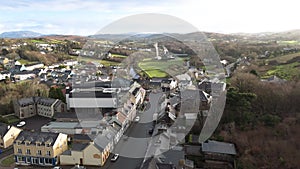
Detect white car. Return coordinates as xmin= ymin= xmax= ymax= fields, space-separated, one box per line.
xmin=53 ymin=167 xmax=62 ymax=169
xmin=17 ymin=121 xmax=26 ymax=127
xmin=111 ymin=154 xmax=119 ymax=162
xmin=134 ymin=116 xmax=140 ymax=122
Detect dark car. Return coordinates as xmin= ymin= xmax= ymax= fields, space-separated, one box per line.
xmin=148 ymin=128 xmax=154 ymax=135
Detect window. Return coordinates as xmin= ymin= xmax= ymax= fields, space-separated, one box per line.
xmin=26 ymin=157 xmax=31 ymax=163
xmin=36 ymin=142 xmax=41 ymax=146
xmin=26 ymin=149 xmax=31 ymax=155
xmin=46 ymin=151 xmax=51 ymax=156
xmin=17 ymin=156 xmax=24 ymax=162
xmin=17 ymin=148 xmax=22 ymax=154
xmin=37 ymin=150 xmax=42 ymax=156
xmin=46 ymin=143 xmax=51 ymax=147
xmin=45 ymin=158 xmax=53 ymax=164
xmin=39 ymin=158 xmax=44 ymax=164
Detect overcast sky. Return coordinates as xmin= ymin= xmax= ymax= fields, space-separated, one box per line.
xmin=0 ymin=0 xmax=299 ymax=35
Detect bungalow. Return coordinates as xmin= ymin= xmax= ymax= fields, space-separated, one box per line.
xmin=0 ymin=123 xmax=22 ymax=148
xmin=13 ymin=71 xmax=36 ymax=81
xmin=0 ymin=71 xmax=11 ymax=81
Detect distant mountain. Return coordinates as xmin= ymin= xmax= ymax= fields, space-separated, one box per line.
xmin=0 ymin=31 xmax=43 ymax=38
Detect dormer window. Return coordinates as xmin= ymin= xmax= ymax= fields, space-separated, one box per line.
xmin=25 ymin=141 xmax=30 ymax=146
xmin=45 ymin=143 xmax=51 ymax=147
xmin=36 ymin=142 xmax=41 ymax=146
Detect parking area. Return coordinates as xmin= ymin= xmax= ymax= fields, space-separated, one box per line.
xmin=13 ymin=115 xmax=53 ymax=132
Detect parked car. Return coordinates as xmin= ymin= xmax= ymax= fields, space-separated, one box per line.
xmin=123 ymin=135 xmax=128 ymax=141
xmin=72 ymin=164 xmax=85 ymax=169
xmin=17 ymin=121 xmax=26 ymax=127
xmin=111 ymin=154 xmax=119 ymax=162
xmin=53 ymin=167 xmax=62 ymax=169
xmin=148 ymin=128 xmax=154 ymax=135
xmin=134 ymin=116 xmax=140 ymax=122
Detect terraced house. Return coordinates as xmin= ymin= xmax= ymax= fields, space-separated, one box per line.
xmin=13 ymin=131 xmax=68 ymax=166
xmin=14 ymin=97 xmax=66 ymax=119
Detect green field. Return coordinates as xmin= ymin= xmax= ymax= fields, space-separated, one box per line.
xmin=18 ymin=59 xmax=38 ymax=65
xmin=138 ymin=58 xmax=185 ymax=78
xmin=78 ymin=56 xmax=120 ymax=66
xmin=268 ymin=52 xmax=300 ymax=64
xmin=277 ymin=40 xmax=300 ymax=45
xmin=111 ymin=54 xmax=127 ymax=58
xmin=263 ymin=62 xmax=300 ymax=80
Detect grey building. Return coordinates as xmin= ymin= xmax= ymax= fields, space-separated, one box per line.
xmin=14 ymin=97 xmax=66 ymax=119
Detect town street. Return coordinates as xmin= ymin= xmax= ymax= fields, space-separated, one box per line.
xmin=103 ymin=92 xmax=163 ymax=169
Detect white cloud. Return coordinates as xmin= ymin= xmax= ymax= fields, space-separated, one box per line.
xmin=0 ymin=0 xmax=299 ymax=35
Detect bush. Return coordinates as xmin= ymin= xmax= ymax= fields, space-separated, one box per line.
xmin=260 ymin=114 xmax=281 ymax=127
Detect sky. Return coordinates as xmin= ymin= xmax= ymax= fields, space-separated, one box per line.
xmin=0 ymin=0 xmax=299 ymax=35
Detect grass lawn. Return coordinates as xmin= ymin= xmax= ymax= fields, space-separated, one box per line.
xmin=111 ymin=54 xmax=127 ymax=58
xmin=0 ymin=155 xmax=15 ymax=167
xmin=1 ymin=115 xmax=19 ymax=124
xmin=28 ymin=39 xmax=47 ymax=43
xmin=138 ymin=58 xmax=185 ymax=78
xmin=268 ymin=52 xmax=300 ymax=64
xmin=78 ymin=56 xmax=120 ymax=66
xmin=18 ymin=59 xmax=38 ymax=65
xmin=263 ymin=62 xmax=300 ymax=80
xmin=277 ymin=40 xmax=300 ymax=45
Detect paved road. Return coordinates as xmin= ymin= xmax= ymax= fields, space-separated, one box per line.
xmin=104 ymin=92 xmax=162 ymax=169
xmin=5 ymin=93 xmax=163 ymax=169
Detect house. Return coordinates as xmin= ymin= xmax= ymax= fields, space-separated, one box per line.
xmin=13 ymin=131 xmax=68 ymax=166
xmin=19 ymin=63 xmax=44 ymax=72
xmin=14 ymin=97 xmax=66 ymax=119
xmin=175 ymin=73 xmax=192 ymax=89
xmin=261 ymin=75 xmax=286 ymax=84
xmin=129 ymin=81 xmax=146 ymax=106
xmin=198 ymin=80 xmax=226 ymax=97
xmin=60 ymin=126 xmax=116 ymax=166
xmin=0 ymin=124 xmax=22 ymax=148
xmin=161 ymin=78 xmax=177 ymax=91
xmin=0 ymin=71 xmax=11 ymax=81
xmin=0 ymin=57 xmax=10 ymax=65
xmin=202 ymin=140 xmax=237 ymax=169
xmin=13 ymin=71 xmax=36 ymax=81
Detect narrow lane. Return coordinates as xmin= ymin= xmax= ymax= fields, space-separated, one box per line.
xmin=106 ymin=92 xmax=162 ymax=169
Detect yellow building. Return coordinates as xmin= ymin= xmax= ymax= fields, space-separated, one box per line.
xmin=60 ymin=127 xmax=115 ymax=166
xmin=13 ymin=131 xmax=68 ymax=166
xmin=0 ymin=123 xmax=22 ymax=148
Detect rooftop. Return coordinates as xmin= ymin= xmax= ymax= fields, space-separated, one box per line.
xmin=15 ymin=131 xmax=60 ymax=146
xmin=202 ymin=140 xmax=237 ymax=155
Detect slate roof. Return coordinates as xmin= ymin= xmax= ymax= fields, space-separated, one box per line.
xmin=15 ymin=131 xmax=59 ymax=146
xmin=72 ymin=143 xmax=89 ymax=151
xmin=93 ymin=126 xmax=116 ymax=151
xmin=0 ymin=123 xmax=8 ymax=137
xmin=202 ymin=140 xmax=237 ymax=155
xmin=18 ymin=96 xmax=60 ymax=107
